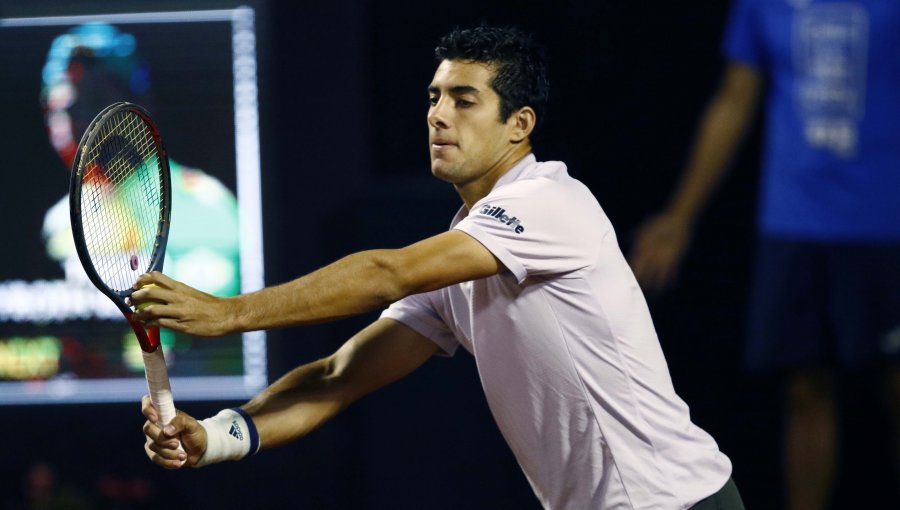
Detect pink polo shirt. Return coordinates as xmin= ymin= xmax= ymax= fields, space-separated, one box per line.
xmin=382 ymin=154 xmax=731 ymax=509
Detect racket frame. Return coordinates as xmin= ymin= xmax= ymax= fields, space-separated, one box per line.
xmin=69 ymin=102 xmax=182 ymax=451
xmin=69 ymin=102 xmax=172 ymax=353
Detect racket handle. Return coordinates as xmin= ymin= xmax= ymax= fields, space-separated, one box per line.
xmin=142 ymin=342 xmax=185 ymax=461
xmin=142 ymin=347 xmax=176 ymax=425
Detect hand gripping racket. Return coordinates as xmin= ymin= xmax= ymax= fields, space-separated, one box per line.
xmin=69 ymin=102 xmax=179 ymax=440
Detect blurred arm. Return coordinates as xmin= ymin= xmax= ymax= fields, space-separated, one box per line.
xmin=630 ymin=62 xmax=762 ymax=292
xmin=666 ymin=62 xmax=763 ymax=224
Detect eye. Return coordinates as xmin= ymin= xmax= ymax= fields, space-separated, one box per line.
xmin=428 ymin=96 xmax=438 ymax=107
xmin=456 ymin=99 xmax=473 ymax=108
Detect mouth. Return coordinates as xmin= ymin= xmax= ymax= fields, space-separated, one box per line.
xmin=430 ymin=139 xmax=457 ymax=150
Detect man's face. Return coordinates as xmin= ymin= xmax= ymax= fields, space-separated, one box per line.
xmin=427 ymin=59 xmax=518 ymax=186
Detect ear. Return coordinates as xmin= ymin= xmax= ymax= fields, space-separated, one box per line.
xmin=508 ymin=106 xmax=536 ymax=143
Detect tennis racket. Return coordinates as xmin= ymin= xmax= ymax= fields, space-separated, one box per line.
xmin=69 ymin=102 xmax=179 ymax=440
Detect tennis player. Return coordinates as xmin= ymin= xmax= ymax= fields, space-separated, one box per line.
xmin=135 ymin=26 xmax=744 ymax=509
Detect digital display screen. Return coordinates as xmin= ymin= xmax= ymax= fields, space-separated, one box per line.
xmin=0 ymin=7 xmax=267 ymax=404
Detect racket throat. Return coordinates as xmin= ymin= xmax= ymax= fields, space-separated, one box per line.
xmin=126 ymin=313 xmax=161 ymax=352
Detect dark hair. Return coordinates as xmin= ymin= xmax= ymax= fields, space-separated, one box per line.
xmin=435 ymin=25 xmax=549 ymax=132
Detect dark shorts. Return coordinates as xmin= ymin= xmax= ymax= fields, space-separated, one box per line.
xmin=689 ymin=478 xmax=744 ymax=510
xmin=743 ymin=237 xmax=900 ymax=374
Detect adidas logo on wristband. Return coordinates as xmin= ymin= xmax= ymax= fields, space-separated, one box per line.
xmin=229 ymin=420 xmax=244 ymax=441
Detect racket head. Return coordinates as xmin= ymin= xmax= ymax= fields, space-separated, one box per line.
xmin=69 ymin=102 xmax=171 ymax=333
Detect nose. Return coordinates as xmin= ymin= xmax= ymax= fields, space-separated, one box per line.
xmin=428 ymin=97 xmax=450 ymax=130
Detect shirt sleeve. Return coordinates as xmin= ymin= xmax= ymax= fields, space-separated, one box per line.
xmin=380 ymin=290 xmax=460 ymax=356
xmin=454 ymin=178 xmax=605 ymax=284
xmin=722 ymin=0 xmax=764 ymax=69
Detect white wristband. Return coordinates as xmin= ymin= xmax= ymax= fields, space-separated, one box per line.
xmin=194 ymin=408 xmax=260 ymax=467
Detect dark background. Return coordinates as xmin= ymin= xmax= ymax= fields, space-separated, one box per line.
xmin=1 ymin=0 xmax=895 ymax=509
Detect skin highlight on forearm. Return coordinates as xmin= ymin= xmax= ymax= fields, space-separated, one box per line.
xmin=242 ymin=356 xmax=348 ymax=449
xmin=232 ymin=250 xmax=407 ymax=332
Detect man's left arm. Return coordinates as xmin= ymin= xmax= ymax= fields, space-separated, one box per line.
xmin=132 ymin=230 xmax=501 ymax=336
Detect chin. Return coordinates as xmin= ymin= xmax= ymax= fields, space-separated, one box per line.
xmin=431 ymin=168 xmax=454 ymax=183
xmin=430 ymin=161 xmax=455 ymax=182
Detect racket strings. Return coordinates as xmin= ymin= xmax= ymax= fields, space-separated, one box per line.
xmin=79 ymin=111 xmax=164 ymax=292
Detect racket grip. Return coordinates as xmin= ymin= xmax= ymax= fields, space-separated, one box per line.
xmin=142 ymin=347 xmax=176 ymax=425
xmin=142 ymin=344 xmax=185 ymax=462
xmin=141 ymin=347 xmax=184 ymax=464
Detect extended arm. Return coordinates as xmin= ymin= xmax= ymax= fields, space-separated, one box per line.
xmin=629 ymin=62 xmax=762 ymax=292
xmin=132 ymin=229 xmax=500 ymax=336
xmin=245 ymin=318 xmax=439 ymax=448
xmin=143 ymin=318 xmax=440 ymax=468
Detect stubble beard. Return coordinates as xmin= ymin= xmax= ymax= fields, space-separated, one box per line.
xmin=430 ymin=156 xmax=464 ymax=184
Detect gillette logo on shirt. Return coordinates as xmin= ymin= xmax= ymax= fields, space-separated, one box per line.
xmin=478 ymin=204 xmax=525 ymax=234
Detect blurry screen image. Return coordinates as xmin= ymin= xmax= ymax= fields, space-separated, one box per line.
xmin=0 ymin=8 xmax=266 ymax=403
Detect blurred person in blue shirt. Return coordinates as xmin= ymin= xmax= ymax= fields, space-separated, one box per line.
xmin=630 ymin=1 xmax=900 ymax=509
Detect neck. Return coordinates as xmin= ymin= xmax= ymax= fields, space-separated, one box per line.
xmin=456 ymin=143 xmax=532 ymax=210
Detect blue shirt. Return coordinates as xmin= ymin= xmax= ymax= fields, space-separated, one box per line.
xmin=724 ymin=0 xmax=900 ymax=240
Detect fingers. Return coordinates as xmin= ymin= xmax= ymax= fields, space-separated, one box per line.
xmin=141 ymin=394 xmax=188 ymax=469
xmin=628 ymin=215 xmax=692 ymax=295
xmin=131 ymin=273 xmax=177 ymax=318
xmin=144 ymin=437 xmax=187 ymax=469
xmin=630 ymin=237 xmax=665 ymax=291
xmin=142 ymin=395 xmax=178 ymax=442
xmin=631 ymin=243 xmax=678 ymax=293
xmin=631 ymin=244 xmax=672 ymax=290
xmin=143 ymin=419 xmax=182 ymax=447
xmin=134 ymin=271 xmax=177 ymax=290
xmin=131 ymin=284 xmax=175 ymax=308
xmin=130 ymin=273 xmax=193 ymax=326
xmin=131 ymin=285 xmax=166 ymax=303
xmin=131 ymin=272 xmax=227 ymax=337
xmin=142 ymin=417 xmax=187 ymax=468
xmin=133 ymin=316 xmax=185 ymax=334
xmin=636 ymin=257 xmax=677 ymax=295
xmin=142 ymin=394 xmax=159 ymax=422
xmin=132 ymin=286 xmax=183 ymax=324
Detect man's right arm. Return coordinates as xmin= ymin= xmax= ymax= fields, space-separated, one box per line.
xmin=246 ymin=318 xmax=439 ymax=448
xmin=629 ymin=62 xmax=762 ymax=293
xmin=143 ymin=318 xmax=439 ymax=468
